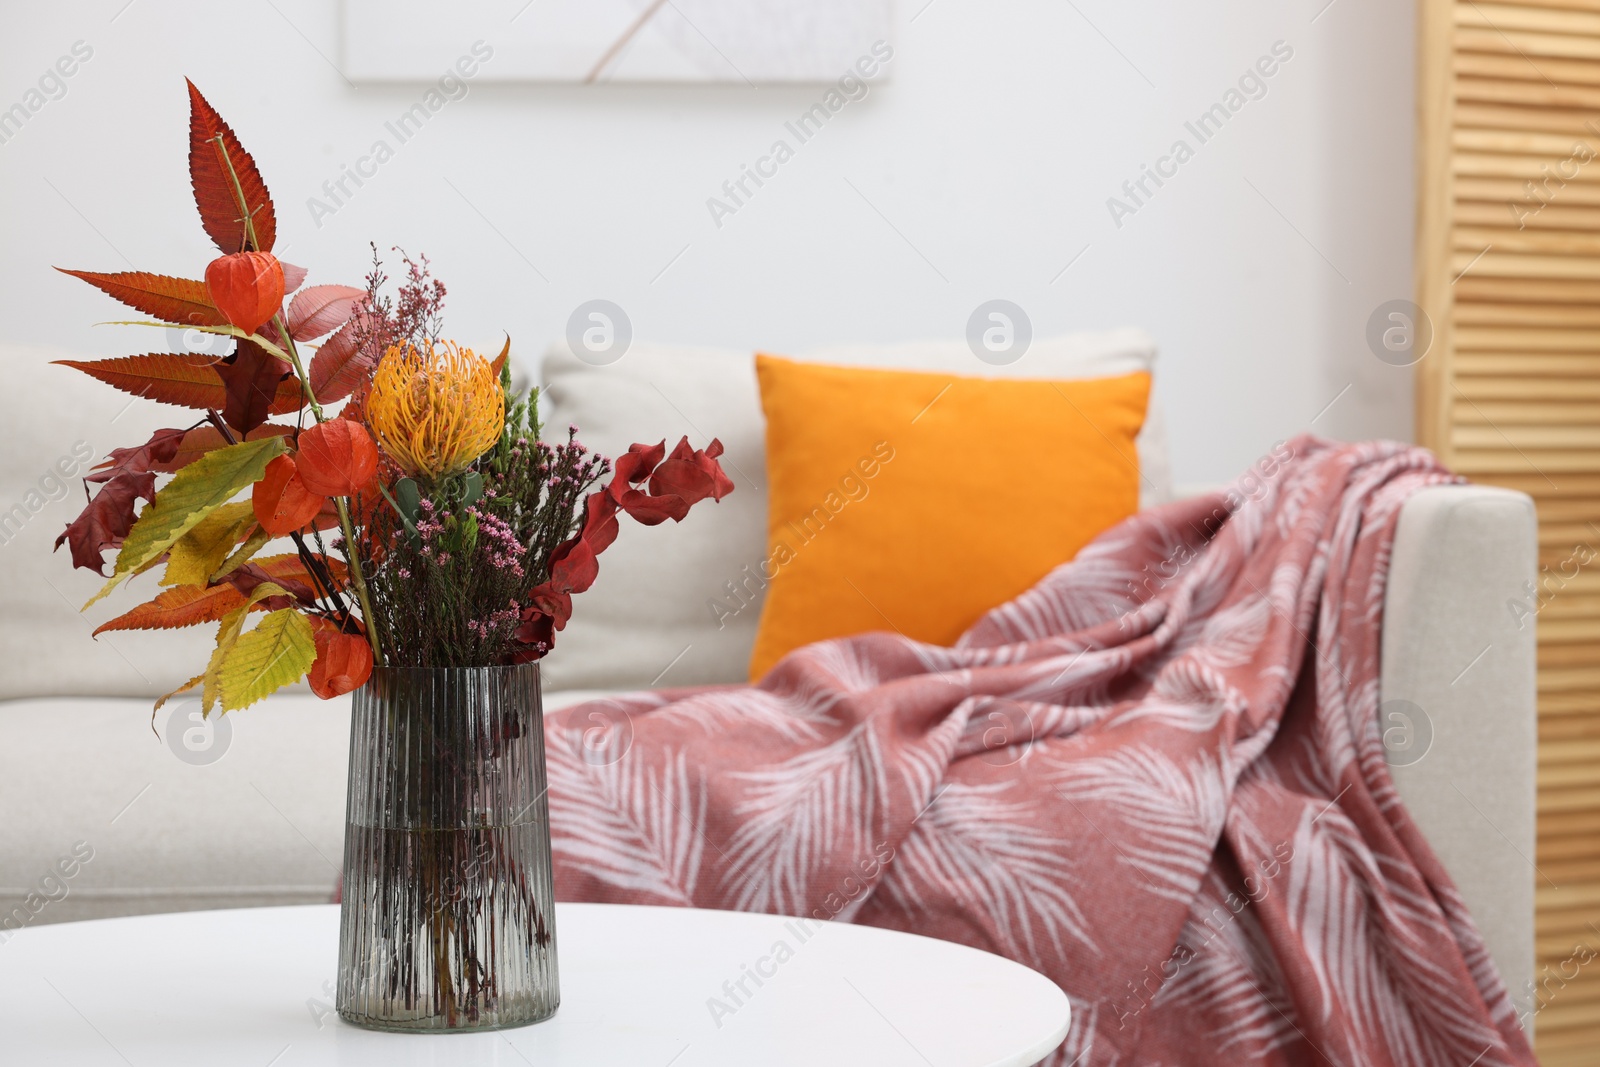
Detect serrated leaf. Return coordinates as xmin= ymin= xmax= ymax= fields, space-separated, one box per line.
xmin=153 ymin=674 xmax=206 ymax=716
xmin=92 ymin=436 xmax=288 ymax=605
xmin=149 ymin=423 xmax=296 ymax=474
xmin=55 ymin=472 xmax=155 ymax=574
xmin=281 ymin=261 xmax=308 ymax=294
xmin=202 ymin=581 xmax=289 ymax=714
xmin=162 ymin=501 xmax=255 ymax=587
xmin=288 ymin=284 xmax=364 ymax=341
xmin=307 ymin=312 xmax=372 ymax=403
xmin=217 ymin=338 xmax=293 ymax=433
xmin=211 ymin=523 xmax=271 ymax=582
xmin=96 ymin=583 xmax=248 ymax=635
xmin=55 ymin=354 xmax=227 ymax=410
xmin=57 ymin=269 xmax=227 ymax=326
xmin=98 ymin=553 xmax=335 ymax=638
xmin=187 ymin=80 xmax=276 ymax=253
xmin=261 ymin=551 xmax=347 ymax=592
xmin=54 ymin=354 xmax=300 ymax=423
xmin=216 ymin=608 xmax=315 ymax=711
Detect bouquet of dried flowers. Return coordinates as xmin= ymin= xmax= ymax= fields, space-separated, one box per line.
xmin=54 ymin=82 xmax=732 ymax=712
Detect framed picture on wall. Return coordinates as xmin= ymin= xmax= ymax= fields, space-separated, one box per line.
xmin=342 ymin=0 xmax=895 ymax=84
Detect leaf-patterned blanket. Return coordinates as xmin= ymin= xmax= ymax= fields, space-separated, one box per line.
xmin=545 ymin=436 xmax=1534 ymax=1066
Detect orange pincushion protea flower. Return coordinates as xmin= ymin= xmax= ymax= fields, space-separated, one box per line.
xmin=365 ymin=341 xmax=503 ymax=480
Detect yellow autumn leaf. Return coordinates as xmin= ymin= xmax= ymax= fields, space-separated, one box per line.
xmin=162 ymin=501 xmax=256 ymax=587
xmin=202 ymin=582 xmax=289 ymax=716
xmin=211 ymin=524 xmax=271 ymax=583
xmin=87 ymin=436 xmax=287 ymax=608
xmin=216 ymin=608 xmax=315 ymax=713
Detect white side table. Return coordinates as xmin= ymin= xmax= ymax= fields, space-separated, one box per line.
xmin=0 ymin=903 xmax=1071 ymax=1066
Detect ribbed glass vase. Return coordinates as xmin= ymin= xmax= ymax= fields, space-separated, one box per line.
xmin=336 ymin=663 xmax=559 ymax=1032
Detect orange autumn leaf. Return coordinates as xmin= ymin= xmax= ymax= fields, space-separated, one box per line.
xmin=55 ymin=268 xmax=227 ymax=327
xmin=187 ymin=80 xmax=276 ymax=253
xmin=93 ymin=582 xmax=246 ymax=635
xmin=54 ymin=355 xmax=306 ymax=414
xmin=93 ymin=554 xmax=344 ymax=636
xmin=55 ymin=353 xmax=229 ymax=410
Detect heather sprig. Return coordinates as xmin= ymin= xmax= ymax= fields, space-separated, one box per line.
xmin=361 ymin=383 xmax=610 ymax=668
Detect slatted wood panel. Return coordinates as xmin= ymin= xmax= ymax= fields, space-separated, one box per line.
xmin=1420 ymin=2 xmax=1600 ymax=1061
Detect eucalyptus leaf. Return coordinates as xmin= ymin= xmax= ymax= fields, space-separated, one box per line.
xmin=395 ymin=478 xmax=420 ymax=524
xmin=460 ymin=471 xmax=483 ymax=507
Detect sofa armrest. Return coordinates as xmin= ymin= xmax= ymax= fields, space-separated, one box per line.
xmin=1382 ymin=484 xmax=1537 ymax=1022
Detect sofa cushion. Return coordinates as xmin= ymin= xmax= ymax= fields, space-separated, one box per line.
xmin=537 ymin=329 xmax=1168 ymax=693
xmin=0 ymin=343 xmax=226 ymax=702
xmin=749 ymin=356 xmax=1150 ymax=678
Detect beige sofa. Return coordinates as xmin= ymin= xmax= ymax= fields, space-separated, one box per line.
xmin=0 ymin=335 xmax=1536 ymax=1024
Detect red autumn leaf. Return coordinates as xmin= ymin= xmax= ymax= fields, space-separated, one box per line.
xmin=251 ymin=455 xmax=324 ymax=536
xmin=94 ymin=582 xmax=249 ymax=635
xmin=280 ymin=261 xmax=308 ymax=294
xmin=550 ymin=538 xmax=599 ymax=601
xmin=308 ymin=311 xmax=374 ymax=404
xmin=260 ymin=551 xmax=347 ymax=588
xmin=511 ymin=610 xmax=555 ymax=661
xmin=55 ymin=269 xmax=227 ymax=327
xmin=612 ymin=440 xmax=666 ymax=486
xmin=54 ymin=353 xmax=226 ymax=410
xmin=187 ymin=80 xmax=276 ymax=253
xmin=269 ymin=382 xmax=309 ymax=416
xmin=287 ymin=285 xmax=365 ymax=342
xmin=604 ymin=440 xmax=687 ymax=525
xmin=222 ymin=560 xmax=316 ymax=608
xmin=265 ymin=551 xmax=346 ymax=588
xmin=148 ymin=423 xmax=297 ymax=474
xmin=206 ymin=251 xmax=284 ymax=334
xmin=309 ymin=622 xmax=373 ymax=699
xmin=86 ymin=428 xmax=186 ymax=485
xmin=514 ymin=436 xmax=734 ymax=657
xmin=54 ymin=472 xmax=154 ymax=574
xmin=604 ymin=437 xmax=735 ymax=525
xmin=295 ymin=420 xmax=379 ymax=498
xmin=649 ymin=436 xmax=735 ymax=506
xmin=520 ymin=492 xmax=620 ymax=638
xmin=217 ymin=339 xmax=292 ymax=433
xmin=221 ymin=553 xmax=345 ymax=607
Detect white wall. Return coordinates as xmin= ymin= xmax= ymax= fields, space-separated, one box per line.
xmin=0 ymin=0 xmax=1413 ymax=487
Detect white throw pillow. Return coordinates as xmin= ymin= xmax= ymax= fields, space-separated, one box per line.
xmin=0 ymin=343 xmax=224 ymax=701
xmin=536 ymin=330 xmax=1169 ymax=692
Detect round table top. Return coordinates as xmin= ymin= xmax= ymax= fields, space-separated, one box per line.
xmin=0 ymin=903 xmax=1071 ymax=1066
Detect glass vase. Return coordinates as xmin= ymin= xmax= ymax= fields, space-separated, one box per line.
xmin=336 ymin=663 xmax=559 ymax=1032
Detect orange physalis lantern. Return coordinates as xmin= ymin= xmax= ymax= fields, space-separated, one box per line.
xmin=205 ymin=251 xmax=285 ymax=335
xmin=295 ymin=420 xmax=379 ymax=498
xmin=310 ymin=625 xmax=372 ymax=699
xmin=252 ymin=454 xmax=323 ymax=536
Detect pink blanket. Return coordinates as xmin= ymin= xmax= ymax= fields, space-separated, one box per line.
xmin=545 ymin=436 xmax=1534 ymax=1066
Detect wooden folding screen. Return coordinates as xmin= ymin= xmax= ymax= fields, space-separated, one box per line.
xmin=1418 ymin=1 xmax=1600 ymax=1061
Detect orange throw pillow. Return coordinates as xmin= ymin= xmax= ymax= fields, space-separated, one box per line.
xmin=748 ymin=354 xmax=1150 ymax=680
